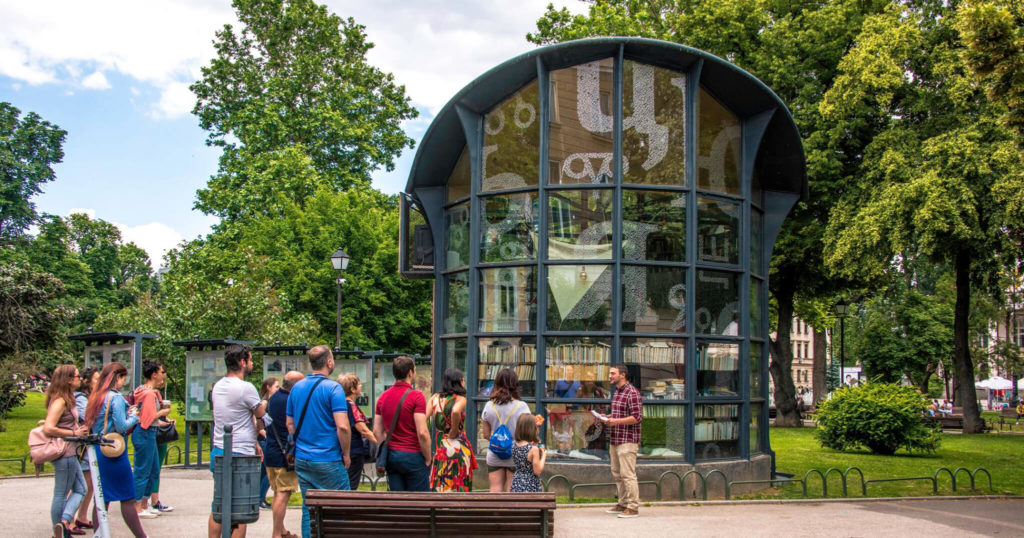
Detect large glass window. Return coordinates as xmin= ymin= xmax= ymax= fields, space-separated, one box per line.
xmin=446 ymin=146 xmax=471 ymax=202
xmin=477 ymin=336 xmax=537 ymax=398
xmin=546 ymin=263 xmax=612 ymax=331
xmin=750 ymin=341 xmax=763 ymax=397
xmin=751 ymin=209 xmax=764 ymax=275
xmin=621 ymin=338 xmax=686 ymax=400
xmin=697 ymin=88 xmax=741 ymax=195
xmin=696 ymin=341 xmax=739 ymax=397
xmin=549 ymin=59 xmax=614 ymax=185
xmin=695 ymin=269 xmax=739 ymax=336
xmin=623 ymin=61 xmax=686 ymax=186
xmin=697 ymin=197 xmax=740 ymax=265
xmin=545 ymin=337 xmax=612 ymax=398
xmin=443 ymin=271 xmax=469 ymax=334
xmin=480 ymin=191 xmax=537 ymax=263
xmin=622 ymin=189 xmax=686 ymax=261
xmin=641 ymin=405 xmax=686 ymax=459
xmin=621 ymin=265 xmax=687 ymax=333
xmin=545 ymin=403 xmax=611 ymax=460
xmin=483 ymin=81 xmax=540 ymax=191
xmin=750 ymin=402 xmax=763 ymax=454
xmin=445 ymin=203 xmax=470 ymax=270
xmin=442 ymin=338 xmax=468 ymax=377
xmin=750 ymin=278 xmax=763 ymax=339
xmin=479 ymin=267 xmax=537 ymax=333
xmin=694 ymin=404 xmax=740 ymax=460
xmin=547 ymin=189 xmax=613 ymax=259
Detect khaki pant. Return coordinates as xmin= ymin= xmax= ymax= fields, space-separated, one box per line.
xmin=609 ymin=443 xmax=639 ymax=510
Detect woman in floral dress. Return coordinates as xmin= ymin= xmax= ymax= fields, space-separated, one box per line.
xmin=428 ymin=368 xmax=478 ymax=492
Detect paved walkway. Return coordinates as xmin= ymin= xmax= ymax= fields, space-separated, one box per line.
xmin=3 ymin=468 xmax=1022 ymax=537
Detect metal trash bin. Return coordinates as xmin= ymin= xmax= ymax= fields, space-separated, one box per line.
xmin=212 ymin=455 xmax=262 ymax=525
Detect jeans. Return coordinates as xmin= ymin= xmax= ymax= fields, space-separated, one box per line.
xmin=259 ymin=439 xmax=270 ymax=502
xmin=132 ymin=426 xmax=159 ymax=502
xmin=295 ymin=459 xmax=350 ymax=538
xmin=151 ymin=443 xmax=168 ymax=494
xmin=51 ymin=455 xmax=86 ymax=525
xmin=385 ymin=449 xmax=430 ymax=492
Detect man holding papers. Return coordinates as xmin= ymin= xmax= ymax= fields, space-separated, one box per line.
xmin=595 ymin=364 xmax=643 ymax=518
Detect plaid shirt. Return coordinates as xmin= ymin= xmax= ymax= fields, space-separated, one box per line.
xmin=608 ymin=381 xmax=643 ymax=445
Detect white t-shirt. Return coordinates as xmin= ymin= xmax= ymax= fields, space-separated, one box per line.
xmin=481 ymin=399 xmax=531 ymax=467
xmin=211 ymin=376 xmax=261 ymax=455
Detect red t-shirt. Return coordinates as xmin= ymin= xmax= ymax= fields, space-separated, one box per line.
xmin=375 ymin=381 xmax=425 ymax=453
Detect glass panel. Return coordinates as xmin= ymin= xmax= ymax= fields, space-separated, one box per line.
xmin=475 ymin=402 xmax=537 ymax=461
xmin=544 ymin=337 xmax=612 ymax=398
xmin=483 ymin=80 xmax=540 ymax=191
xmin=477 ymin=336 xmax=537 ymax=398
xmin=479 ymin=267 xmax=537 ymax=332
xmin=446 ymin=146 xmax=471 ymax=202
xmin=621 ymin=338 xmax=686 ymax=400
xmin=694 ymin=404 xmax=740 ymax=460
xmin=696 ymin=342 xmax=739 ymax=397
xmin=751 ymin=209 xmax=764 ymax=275
xmin=749 ymin=341 xmax=763 ymax=397
xmin=640 ymin=405 xmax=686 ymax=459
xmin=622 ymin=189 xmax=686 ymax=261
xmin=697 ymin=88 xmax=741 ymax=195
xmin=750 ymin=278 xmax=763 ymax=339
xmin=750 ymin=402 xmax=763 ymax=454
xmin=697 ymin=197 xmax=739 ymax=265
xmin=374 ymin=356 xmax=433 ymax=412
xmin=444 ymin=271 xmax=469 ymax=334
xmin=544 ymin=403 xmax=610 ymax=460
xmin=185 ymin=350 xmax=225 ymax=421
xmin=110 ymin=348 xmax=134 ymax=393
xmin=695 ymin=269 xmax=740 ymax=336
xmin=85 ymin=349 xmax=104 ymax=370
xmin=546 ymin=264 xmax=612 ymax=331
xmin=547 ymin=189 xmax=613 ymax=260
xmin=480 ymin=191 xmax=538 ymax=262
xmin=623 ymin=61 xmax=686 ymax=186
xmin=445 ymin=202 xmax=470 ymax=269
xmin=621 ymin=265 xmax=687 ymax=333
xmin=751 ymin=169 xmax=763 ymax=206
xmin=403 ymin=200 xmax=433 ymax=272
xmin=443 ymin=338 xmax=468 ymax=377
xmin=549 ymin=58 xmax=614 ymax=185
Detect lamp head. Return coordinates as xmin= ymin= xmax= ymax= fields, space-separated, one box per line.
xmin=330 ymin=248 xmax=350 ymax=271
xmin=835 ymin=298 xmax=849 ymax=317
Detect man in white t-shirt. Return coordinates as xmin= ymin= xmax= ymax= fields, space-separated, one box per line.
xmin=208 ymin=344 xmax=268 ymax=538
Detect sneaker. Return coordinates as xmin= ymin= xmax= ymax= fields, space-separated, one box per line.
xmin=137 ymin=510 xmax=159 ymax=519
xmin=618 ymin=508 xmax=639 ymax=518
xmin=153 ymin=502 xmax=174 ymax=513
xmin=605 ymin=504 xmax=626 ymax=514
xmin=259 ymin=501 xmax=272 ymax=510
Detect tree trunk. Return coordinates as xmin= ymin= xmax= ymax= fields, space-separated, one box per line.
xmin=812 ymin=327 xmax=827 ymax=405
xmin=769 ymin=278 xmax=801 ymax=427
xmin=953 ymin=250 xmax=984 ymax=433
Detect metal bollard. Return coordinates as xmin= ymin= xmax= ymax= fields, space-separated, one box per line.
xmin=222 ymin=425 xmax=233 ymax=538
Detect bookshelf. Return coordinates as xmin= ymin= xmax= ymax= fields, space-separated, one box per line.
xmin=694 ymin=404 xmax=739 ymax=459
xmin=696 ymin=343 xmax=739 ymax=397
xmin=478 ymin=340 xmax=537 ymax=396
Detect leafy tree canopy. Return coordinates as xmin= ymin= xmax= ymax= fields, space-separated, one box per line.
xmin=0 ymin=102 xmax=65 ymax=242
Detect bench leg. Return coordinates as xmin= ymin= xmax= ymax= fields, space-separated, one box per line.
xmin=542 ymin=508 xmax=549 ymax=537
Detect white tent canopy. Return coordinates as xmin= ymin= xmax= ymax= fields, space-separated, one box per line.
xmin=976 ymin=376 xmax=1014 ymax=390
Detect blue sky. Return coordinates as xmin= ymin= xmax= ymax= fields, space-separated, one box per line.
xmin=0 ymin=0 xmax=584 ymax=267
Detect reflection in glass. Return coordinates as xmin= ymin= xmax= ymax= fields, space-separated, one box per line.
xmin=546 ymin=264 xmax=612 ymax=331
xmin=694 ymin=404 xmax=740 ymax=460
xmin=751 ymin=402 xmax=763 ymax=454
xmin=443 ymin=338 xmax=467 ymax=377
xmin=695 ymin=270 xmax=739 ymax=335
xmin=622 ymin=190 xmax=686 ymax=261
xmin=480 ymin=192 xmax=537 ymax=262
xmin=479 ymin=267 xmax=537 ymax=332
xmin=697 ymin=88 xmax=741 ymax=195
xmin=750 ymin=341 xmax=763 ymax=396
xmin=445 ymin=203 xmax=470 ymax=269
xmin=621 ymin=338 xmax=686 ymax=400
xmin=547 ymin=189 xmax=613 ymax=260
xmin=696 ymin=342 xmax=739 ymax=397
xmin=545 ymin=337 xmax=611 ymax=398
xmin=446 ymin=146 xmax=471 ymax=202
xmin=443 ymin=271 xmax=469 ymax=334
xmin=477 ymin=336 xmax=537 ymax=398
xmin=544 ymin=403 xmax=610 ymax=460
xmin=403 ymin=200 xmax=432 ymax=272
xmin=483 ymin=81 xmax=539 ymax=191
xmin=751 ymin=209 xmax=764 ymax=275
xmin=549 ymin=58 xmax=614 ymax=185
xmin=640 ymin=405 xmax=686 ymax=459
xmin=623 ymin=61 xmax=686 ymax=186
xmin=621 ymin=265 xmax=687 ymax=333
xmin=697 ymin=197 xmax=739 ymax=265
xmin=750 ymin=278 xmax=763 ymax=339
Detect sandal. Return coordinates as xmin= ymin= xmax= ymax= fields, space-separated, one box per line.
xmin=74 ymin=520 xmax=94 ymax=530
xmin=67 ymin=526 xmax=86 ymax=536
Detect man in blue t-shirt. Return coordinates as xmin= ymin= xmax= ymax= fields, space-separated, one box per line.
xmin=265 ymin=370 xmax=303 ymax=538
xmin=286 ymin=345 xmax=351 ymax=538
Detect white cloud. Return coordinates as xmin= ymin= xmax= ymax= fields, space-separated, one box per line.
xmin=115 ymin=221 xmax=183 ymax=268
xmin=68 ymin=208 xmax=96 ymax=219
xmin=153 ymin=81 xmax=196 ymax=119
xmin=81 ymin=71 xmax=110 ymax=90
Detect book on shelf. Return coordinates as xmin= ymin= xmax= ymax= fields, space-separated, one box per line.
xmin=478 ymin=363 xmax=536 ymax=381
xmin=642 ymin=405 xmax=685 ymax=419
xmin=545 ymin=363 xmax=609 ymax=382
xmin=546 ymin=342 xmax=611 ymax=364
xmin=623 ymin=343 xmax=685 ymax=364
xmin=694 ymin=404 xmax=739 ymax=419
xmin=481 ymin=343 xmax=537 ymax=364
xmin=698 ymin=352 xmax=737 ymax=371
xmin=694 ymin=420 xmax=738 ymax=441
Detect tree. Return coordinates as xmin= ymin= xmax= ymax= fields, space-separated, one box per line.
xmin=0 ymin=102 xmax=66 ymax=242
xmin=530 ymin=0 xmax=884 ymax=426
xmin=0 ymin=262 xmax=72 ymax=355
xmin=191 ymin=0 xmax=418 ymax=222
xmin=821 ymin=1 xmax=1024 ymax=432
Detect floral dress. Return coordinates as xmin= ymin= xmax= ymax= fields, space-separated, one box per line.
xmin=510 ymin=443 xmax=542 ymax=492
xmin=430 ymin=395 xmax=478 ymax=492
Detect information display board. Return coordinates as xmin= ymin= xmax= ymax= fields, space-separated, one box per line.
xmin=262 ymin=353 xmax=311 ymax=379
xmin=371 ymin=354 xmax=432 ymax=417
xmin=185 ymin=349 xmax=225 ymax=422
xmin=335 ymin=355 xmax=372 ymax=416
xmin=70 ymin=332 xmax=155 ymax=395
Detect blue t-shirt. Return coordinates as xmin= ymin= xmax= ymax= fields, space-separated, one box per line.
xmin=286 ymin=374 xmax=348 ymax=462
xmin=263 ymin=388 xmax=290 ymax=468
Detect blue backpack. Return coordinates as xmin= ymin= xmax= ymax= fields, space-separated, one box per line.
xmin=488 ymin=403 xmax=519 ymax=460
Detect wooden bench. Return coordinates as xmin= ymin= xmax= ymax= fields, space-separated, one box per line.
xmin=306 ymin=490 xmax=556 ymax=538
xmin=996 ymin=407 xmax=1020 ymax=430
xmin=937 ymin=415 xmax=964 ymax=429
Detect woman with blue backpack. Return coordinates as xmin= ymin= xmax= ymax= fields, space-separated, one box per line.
xmin=480 ymin=368 xmax=533 ymax=492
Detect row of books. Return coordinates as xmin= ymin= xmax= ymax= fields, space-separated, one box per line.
xmin=546 ymin=343 xmax=612 ymax=364
xmin=698 ymin=353 xmax=738 ymax=370
xmin=642 ymin=405 xmax=685 ymax=418
xmin=695 ymin=404 xmax=739 ymax=419
xmin=694 ymin=421 xmax=738 ymax=441
xmin=481 ymin=344 xmax=538 ymax=363
xmin=623 ymin=344 xmax=685 ymax=364
xmin=479 ymin=364 xmax=537 ymax=380
xmin=546 ymin=364 xmax=609 ymax=381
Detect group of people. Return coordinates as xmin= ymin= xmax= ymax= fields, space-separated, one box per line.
xmin=927 ymin=399 xmax=955 ymax=416
xmin=42 ymin=360 xmax=176 ymax=538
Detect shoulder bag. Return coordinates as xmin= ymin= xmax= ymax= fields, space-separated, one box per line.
xmin=375 ymin=388 xmax=412 ymax=474
xmin=100 ymin=393 xmax=126 ymax=458
xmin=287 ymin=377 xmax=326 ymax=467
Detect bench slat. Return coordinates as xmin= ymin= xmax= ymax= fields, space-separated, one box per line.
xmin=309 ymin=499 xmax=555 ymax=509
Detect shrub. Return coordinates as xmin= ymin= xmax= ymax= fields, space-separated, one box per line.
xmin=814 ymin=382 xmax=940 ymax=455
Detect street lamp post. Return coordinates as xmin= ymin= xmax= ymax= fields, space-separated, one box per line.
xmin=330 ymin=248 xmax=350 ymax=350
xmin=835 ymin=299 xmax=849 ymax=386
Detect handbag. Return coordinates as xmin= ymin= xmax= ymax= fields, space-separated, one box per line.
xmin=100 ymin=393 xmax=126 ymax=458
xmin=287 ymin=377 xmax=326 ymax=467
xmin=376 ymin=388 xmax=412 ymax=473
xmin=155 ymin=421 xmax=179 ymax=444
xmin=28 ymin=421 xmax=67 ymax=464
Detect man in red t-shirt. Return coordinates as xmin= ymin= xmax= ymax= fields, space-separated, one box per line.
xmin=373 ymin=356 xmax=431 ymax=491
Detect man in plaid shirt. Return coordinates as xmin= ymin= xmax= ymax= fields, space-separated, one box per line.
xmin=598 ymin=364 xmax=642 ymax=518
